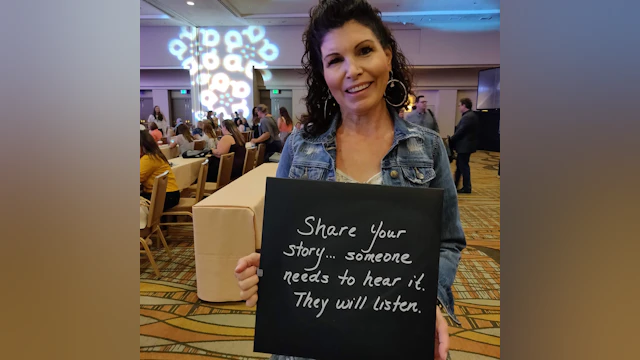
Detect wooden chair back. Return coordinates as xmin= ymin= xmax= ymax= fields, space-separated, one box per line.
xmin=194 ymin=140 xmax=205 ymax=150
xmin=242 ymin=147 xmax=257 ymax=175
xmin=242 ymin=131 xmax=251 ymax=142
xmin=194 ymin=158 xmax=210 ymax=202
xmin=255 ymin=143 xmax=266 ymax=167
xmin=146 ymin=171 xmax=169 ymax=229
xmin=216 ymin=152 xmax=235 ymax=189
xmin=215 ymin=129 xmax=222 ymax=137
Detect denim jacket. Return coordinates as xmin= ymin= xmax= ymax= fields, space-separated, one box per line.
xmin=276 ymin=110 xmax=466 ymax=324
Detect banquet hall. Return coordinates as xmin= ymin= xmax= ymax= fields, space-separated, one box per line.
xmin=139 ymin=1 xmax=501 ymax=359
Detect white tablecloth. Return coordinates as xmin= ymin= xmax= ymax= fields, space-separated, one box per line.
xmin=159 ymin=144 xmax=180 ymax=159
xmin=169 ymin=157 xmax=205 ymax=190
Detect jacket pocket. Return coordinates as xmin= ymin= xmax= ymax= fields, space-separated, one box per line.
xmin=288 ymin=160 xmax=331 ymax=181
xmin=400 ymin=164 xmax=436 ymax=186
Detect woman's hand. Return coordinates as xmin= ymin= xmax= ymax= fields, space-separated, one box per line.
xmin=234 ymin=253 xmax=261 ymax=307
xmin=434 ymin=305 xmax=450 ymax=360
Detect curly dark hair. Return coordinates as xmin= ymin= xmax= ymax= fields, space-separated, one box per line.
xmin=300 ymin=0 xmax=413 ymax=137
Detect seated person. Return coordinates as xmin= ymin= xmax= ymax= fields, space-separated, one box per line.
xmin=169 ymin=124 xmax=195 ymax=155
xmin=236 ymin=118 xmax=246 ymax=132
xmin=148 ymin=122 xmax=163 ymax=143
xmin=250 ymin=104 xmax=282 ymax=162
xmin=200 ymin=122 xmax=218 ymax=150
xmin=173 ymin=118 xmax=184 ymax=133
xmin=192 ymin=121 xmax=204 ymax=137
xmin=207 ymin=120 xmax=247 ymax=182
xmin=140 ymin=130 xmax=180 ymax=211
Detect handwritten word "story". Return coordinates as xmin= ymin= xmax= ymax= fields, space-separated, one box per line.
xmin=282 ymin=241 xmax=326 ymax=271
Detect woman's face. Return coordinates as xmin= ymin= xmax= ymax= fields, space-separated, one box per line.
xmin=154 ymin=106 xmax=160 ymax=114
xmin=221 ymin=126 xmax=230 ymax=135
xmin=321 ymin=20 xmax=392 ymax=117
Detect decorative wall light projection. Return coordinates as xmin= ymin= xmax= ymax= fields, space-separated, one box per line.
xmin=168 ymin=26 xmax=280 ymax=120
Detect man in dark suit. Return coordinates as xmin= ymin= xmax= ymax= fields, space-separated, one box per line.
xmin=451 ymin=98 xmax=479 ymax=194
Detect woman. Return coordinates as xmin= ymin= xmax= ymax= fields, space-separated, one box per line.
xmin=148 ymin=106 xmax=169 ymax=136
xmin=148 ymin=122 xmax=163 ymax=142
xmin=207 ymin=120 xmax=247 ymax=181
xmin=140 ymin=130 xmax=180 ymax=211
xmin=277 ymin=106 xmax=294 ymax=144
xmin=236 ymin=118 xmax=246 ymax=132
xmin=251 ymin=106 xmax=261 ymax=139
xmin=200 ymin=122 xmax=218 ymax=150
xmin=234 ymin=1 xmax=464 ymax=359
xmin=169 ymin=124 xmax=195 ymax=155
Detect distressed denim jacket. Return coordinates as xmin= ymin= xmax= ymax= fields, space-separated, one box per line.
xmin=276 ymin=110 xmax=466 ymax=325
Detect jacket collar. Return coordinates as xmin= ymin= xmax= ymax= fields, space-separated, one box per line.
xmin=304 ymin=105 xmax=420 ymax=145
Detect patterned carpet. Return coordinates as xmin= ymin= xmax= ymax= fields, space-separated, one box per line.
xmin=140 ymin=151 xmax=501 ymax=359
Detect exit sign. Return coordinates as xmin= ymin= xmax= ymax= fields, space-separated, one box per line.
xmin=272 ymin=89 xmax=280 ymax=94
xmin=180 ymin=89 xmax=187 ymax=94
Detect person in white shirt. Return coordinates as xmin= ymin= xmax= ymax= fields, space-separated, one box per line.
xmin=147 ymin=106 xmax=170 ymax=136
xmin=200 ymin=122 xmax=219 ymax=150
xmin=168 ymin=124 xmax=195 ymax=155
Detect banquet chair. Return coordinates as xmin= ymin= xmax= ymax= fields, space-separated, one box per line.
xmin=242 ymin=131 xmax=251 ymax=142
xmin=161 ymin=158 xmax=209 ymax=227
xmin=194 ymin=140 xmax=205 ymax=150
xmin=140 ymin=171 xmax=173 ymax=277
xmin=255 ymin=143 xmax=266 ymax=167
xmin=242 ymin=146 xmax=258 ymax=176
xmin=186 ymin=152 xmax=235 ymax=197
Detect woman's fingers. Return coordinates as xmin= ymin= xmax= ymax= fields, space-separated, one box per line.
xmin=435 ymin=306 xmax=450 ymax=360
xmin=238 ymin=273 xmax=259 ymax=291
xmin=235 ymin=264 xmax=257 ymax=282
xmin=235 ymin=253 xmax=261 ymax=274
xmin=240 ymin=284 xmax=258 ymax=300
xmin=245 ymin=292 xmax=258 ymax=307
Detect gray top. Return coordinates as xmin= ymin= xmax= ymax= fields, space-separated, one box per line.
xmin=259 ymin=116 xmax=281 ymax=144
xmin=405 ymin=110 xmax=439 ymax=133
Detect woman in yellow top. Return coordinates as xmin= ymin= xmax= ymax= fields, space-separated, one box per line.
xmin=140 ymin=129 xmax=180 ymax=210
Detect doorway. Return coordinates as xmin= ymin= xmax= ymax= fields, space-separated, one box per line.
xmin=170 ymin=90 xmax=192 ymax=127
xmin=140 ymin=90 xmax=153 ymax=121
xmin=259 ymin=90 xmax=293 ymax=117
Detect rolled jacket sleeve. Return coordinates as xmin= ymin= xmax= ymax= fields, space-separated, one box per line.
xmin=430 ymin=136 xmax=466 ymax=323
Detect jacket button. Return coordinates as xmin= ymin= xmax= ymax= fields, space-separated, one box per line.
xmin=390 ymin=170 xmax=399 ymax=179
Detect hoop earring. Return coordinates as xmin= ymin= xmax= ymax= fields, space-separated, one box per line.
xmin=385 ymin=70 xmax=408 ymax=107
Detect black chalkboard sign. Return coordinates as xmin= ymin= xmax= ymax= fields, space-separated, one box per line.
xmin=254 ymin=177 xmax=443 ymax=359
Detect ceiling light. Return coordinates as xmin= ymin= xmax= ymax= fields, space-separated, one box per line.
xmin=186 ymin=1 xmax=195 ymax=5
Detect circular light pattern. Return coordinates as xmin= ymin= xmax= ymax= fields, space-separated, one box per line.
xmin=168 ymin=26 xmax=280 ymax=120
